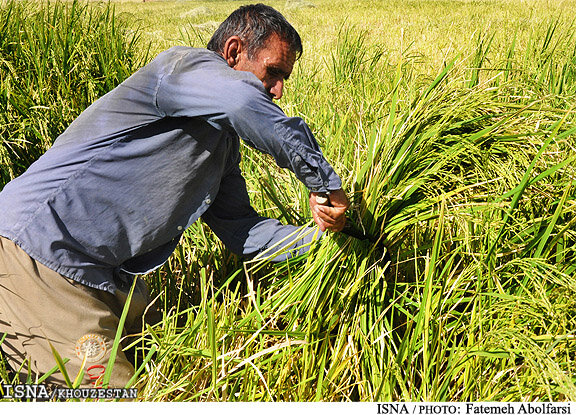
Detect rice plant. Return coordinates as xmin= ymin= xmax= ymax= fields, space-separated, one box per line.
xmin=0 ymin=0 xmax=146 ymax=187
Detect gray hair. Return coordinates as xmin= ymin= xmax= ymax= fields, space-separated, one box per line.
xmin=207 ymin=4 xmax=303 ymax=60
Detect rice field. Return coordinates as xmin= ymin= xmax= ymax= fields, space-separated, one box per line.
xmin=1 ymin=0 xmax=576 ymax=402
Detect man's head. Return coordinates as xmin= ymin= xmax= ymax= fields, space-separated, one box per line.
xmin=207 ymin=4 xmax=303 ymax=99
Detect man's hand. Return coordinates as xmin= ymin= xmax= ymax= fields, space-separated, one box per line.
xmin=309 ymin=189 xmax=350 ymax=232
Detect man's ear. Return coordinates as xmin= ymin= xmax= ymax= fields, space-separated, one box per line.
xmin=222 ymin=36 xmax=244 ymax=68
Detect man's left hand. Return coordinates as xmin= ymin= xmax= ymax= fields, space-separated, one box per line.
xmin=309 ymin=189 xmax=350 ymax=232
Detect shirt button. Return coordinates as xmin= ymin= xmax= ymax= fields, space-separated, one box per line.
xmin=177 ymin=225 xmax=183 ymax=231
xmin=205 ymin=198 xmax=211 ymax=205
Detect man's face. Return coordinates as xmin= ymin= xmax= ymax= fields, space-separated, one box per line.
xmin=233 ymin=34 xmax=296 ymax=100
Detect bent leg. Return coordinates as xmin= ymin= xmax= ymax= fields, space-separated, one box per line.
xmin=0 ymin=236 xmax=153 ymax=388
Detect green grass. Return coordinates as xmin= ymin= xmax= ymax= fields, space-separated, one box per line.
xmin=1 ymin=0 xmax=576 ymax=402
xmin=0 ymin=0 xmax=145 ymax=186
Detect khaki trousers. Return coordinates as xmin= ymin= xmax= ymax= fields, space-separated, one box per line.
xmin=0 ymin=236 xmax=158 ymax=389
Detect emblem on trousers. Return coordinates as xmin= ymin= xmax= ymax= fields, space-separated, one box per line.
xmin=75 ymin=334 xmax=107 ymax=363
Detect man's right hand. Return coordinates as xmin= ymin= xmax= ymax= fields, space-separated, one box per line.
xmin=309 ymin=189 xmax=350 ymax=232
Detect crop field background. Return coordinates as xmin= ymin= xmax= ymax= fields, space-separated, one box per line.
xmin=1 ymin=0 xmax=576 ymax=402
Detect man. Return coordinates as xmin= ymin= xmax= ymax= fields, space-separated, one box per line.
xmin=0 ymin=4 xmax=348 ymax=388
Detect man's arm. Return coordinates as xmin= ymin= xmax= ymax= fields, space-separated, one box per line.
xmin=155 ymin=50 xmax=341 ymax=193
xmin=201 ymin=161 xmax=321 ymax=261
xmin=156 ymin=49 xmax=349 ymax=231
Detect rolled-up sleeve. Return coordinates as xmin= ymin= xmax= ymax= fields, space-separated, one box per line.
xmin=155 ymin=49 xmax=342 ymax=193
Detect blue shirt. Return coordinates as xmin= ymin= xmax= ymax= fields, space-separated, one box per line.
xmin=0 ymin=47 xmax=342 ymax=293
